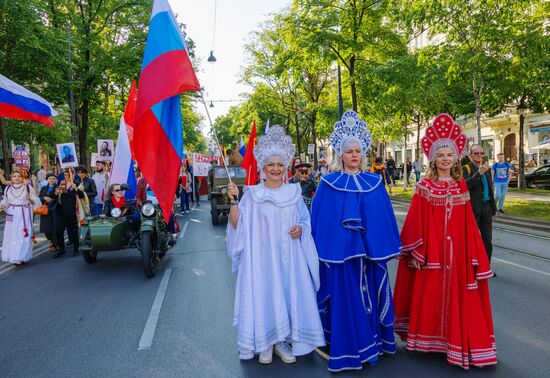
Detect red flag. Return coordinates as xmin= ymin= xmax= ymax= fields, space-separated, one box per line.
xmin=241 ymin=121 xmax=258 ymax=186
xmin=124 ymin=81 xmax=138 ymax=159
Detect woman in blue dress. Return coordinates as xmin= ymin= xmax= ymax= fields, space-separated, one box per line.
xmin=311 ymin=111 xmax=402 ymax=372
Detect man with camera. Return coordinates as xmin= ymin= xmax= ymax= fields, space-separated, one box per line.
xmin=289 ymin=162 xmax=317 ymax=209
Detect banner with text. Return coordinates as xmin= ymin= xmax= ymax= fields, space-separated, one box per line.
xmin=192 ymin=154 xmax=222 ymax=177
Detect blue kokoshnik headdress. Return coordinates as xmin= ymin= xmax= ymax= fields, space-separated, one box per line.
xmin=330 ymin=110 xmax=372 ymax=156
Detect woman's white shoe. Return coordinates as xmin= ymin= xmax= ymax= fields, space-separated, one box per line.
xmin=274 ymin=342 xmax=296 ymax=363
xmin=258 ymin=346 xmax=273 ymax=364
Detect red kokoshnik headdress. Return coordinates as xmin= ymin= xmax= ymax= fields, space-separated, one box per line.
xmin=421 ymin=113 xmax=468 ymax=162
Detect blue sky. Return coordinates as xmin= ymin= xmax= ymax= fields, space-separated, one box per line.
xmin=172 ymin=0 xmax=290 ymax=130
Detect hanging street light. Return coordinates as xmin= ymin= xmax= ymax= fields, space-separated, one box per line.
xmin=209 ymin=101 xmax=214 ymax=108
xmin=207 ymin=50 xmax=217 ymax=63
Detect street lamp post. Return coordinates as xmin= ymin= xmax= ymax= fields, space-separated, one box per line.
xmin=517 ymin=99 xmax=528 ymax=190
xmin=498 ymin=129 xmax=503 ymax=154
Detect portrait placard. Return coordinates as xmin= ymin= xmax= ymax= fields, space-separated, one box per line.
xmin=97 ymin=139 xmax=114 ymax=161
xmin=56 ymin=143 xmax=78 ymax=169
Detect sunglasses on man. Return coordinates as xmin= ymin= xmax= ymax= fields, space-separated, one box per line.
xmin=298 ymin=170 xmax=308 ymax=174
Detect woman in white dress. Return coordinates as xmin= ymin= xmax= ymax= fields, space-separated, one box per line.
xmin=226 ymin=125 xmax=325 ymax=364
xmin=0 ymin=170 xmax=40 ymax=266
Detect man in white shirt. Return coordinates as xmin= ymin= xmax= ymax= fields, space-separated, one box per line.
xmin=91 ymin=161 xmax=109 ymax=215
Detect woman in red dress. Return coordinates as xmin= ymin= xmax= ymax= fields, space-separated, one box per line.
xmin=393 ymin=114 xmax=496 ymax=369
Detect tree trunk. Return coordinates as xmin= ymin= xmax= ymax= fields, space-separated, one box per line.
xmin=416 ymin=114 xmax=422 ymax=157
xmin=295 ymin=112 xmax=302 ymax=156
xmin=0 ymin=118 xmax=10 ymax=173
xmin=473 ymin=71 xmax=483 ymax=144
xmin=403 ymin=118 xmax=408 ymax=189
xmin=349 ymin=56 xmax=357 ymax=112
xmin=311 ymin=111 xmax=318 ymax=166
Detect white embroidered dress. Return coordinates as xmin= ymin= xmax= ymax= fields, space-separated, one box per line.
xmin=227 ymin=183 xmax=325 ymax=355
xmin=1 ymin=184 xmax=40 ymax=263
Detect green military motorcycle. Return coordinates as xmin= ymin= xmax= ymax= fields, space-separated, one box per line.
xmin=79 ymin=197 xmax=174 ymax=278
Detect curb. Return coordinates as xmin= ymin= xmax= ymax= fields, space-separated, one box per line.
xmin=391 ymin=199 xmax=550 ymax=233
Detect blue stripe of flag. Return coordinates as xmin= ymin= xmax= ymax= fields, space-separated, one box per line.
xmin=0 ymin=87 xmax=52 ymax=116
xmin=141 ymin=11 xmax=186 ymax=70
xmin=151 ymin=95 xmax=184 ymax=159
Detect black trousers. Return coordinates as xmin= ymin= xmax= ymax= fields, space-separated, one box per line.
xmin=474 ymin=202 xmax=493 ymax=262
xmin=54 ymin=214 xmax=79 ymax=253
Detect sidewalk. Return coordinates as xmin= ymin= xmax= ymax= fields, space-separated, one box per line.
xmin=506 ymin=189 xmax=550 ymax=203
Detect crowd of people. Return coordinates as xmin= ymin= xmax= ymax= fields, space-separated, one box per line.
xmin=225 ymin=111 xmax=497 ymax=372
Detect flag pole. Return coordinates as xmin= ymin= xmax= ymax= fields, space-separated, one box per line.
xmin=198 ymin=92 xmax=232 ymax=184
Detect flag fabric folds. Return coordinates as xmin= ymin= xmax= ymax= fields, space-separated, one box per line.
xmin=0 ymin=74 xmax=58 ymax=126
xmin=241 ymin=121 xmax=258 ymax=186
xmin=109 ymin=84 xmax=138 ymax=199
xmin=133 ymin=0 xmax=200 ymax=221
xmin=239 ymin=136 xmax=246 ymax=157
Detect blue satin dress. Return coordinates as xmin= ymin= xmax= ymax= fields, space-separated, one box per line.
xmin=311 ymin=171 xmax=402 ymax=372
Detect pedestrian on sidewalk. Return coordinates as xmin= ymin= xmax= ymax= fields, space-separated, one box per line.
xmin=52 ymin=178 xmax=84 ymax=258
xmin=393 ymin=113 xmax=496 ymax=369
xmin=492 ymin=153 xmax=511 ymax=214
xmin=38 ymin=173 xmax=58 ymax=251
xmin=370 ymin=156 xmax=393 ymax=195
xmin=0 ymin=170 xmax=41 ymax=266
xmin=312 ymin=111 xmax=401 ymax=372
xmin=226 ymin=125 xmax=325 ymax=365
xmin=385 ymin=154 xmax=397 ymax=185
xmin=463 ymin=146 xmax=496 ymax=263
xmin=412 ymin=156 xmax=423 ymax=182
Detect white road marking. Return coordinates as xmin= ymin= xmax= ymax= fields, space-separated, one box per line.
xmin=178 ymin=221 xmax=189 ymax=239
xmin=0 ymin=244 xmax=51 ymax=277
xmin=138 ymin=268 xmax=173 ymax=350
xmin=192 ymin=268 xmax=206 ymax=276
xmin=493 ymin=257 xmax=550 ymax=277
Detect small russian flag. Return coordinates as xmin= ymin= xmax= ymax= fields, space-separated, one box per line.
xmin=239 ymin=136 xmax=246 ymax=157
xmin=0 ymin=74 xmax=58 ymax=126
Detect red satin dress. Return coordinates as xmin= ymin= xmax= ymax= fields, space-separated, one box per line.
xmin=393 ymin=178 xmax=497 ymax=369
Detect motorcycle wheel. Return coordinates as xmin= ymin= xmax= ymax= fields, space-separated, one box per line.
xmin=82 ymin=250 xmax=97 ymax=263
xmin=141 ymin=231 xmax=158 ymax=278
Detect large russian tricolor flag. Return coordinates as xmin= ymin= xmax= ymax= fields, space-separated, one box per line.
xmin=109 ymin=82 xmax=138 ymax=199
xmin=0 ymin=74 xmax=58 ymax=126
xmin=133 ymin=0 xmax=200 ymax=221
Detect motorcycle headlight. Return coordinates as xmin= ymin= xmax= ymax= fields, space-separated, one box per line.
xmin=111 ymin=208 xmax=122 ymax=218
xmin=142 ymin=203 xmax=155 ymax=217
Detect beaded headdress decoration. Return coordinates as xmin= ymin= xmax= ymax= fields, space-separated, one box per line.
xmin=421 ymin=113 xmax=468 ymax=162
xmin=330 ymin=110 xmax=372 ymax=156
xmin=253 ymin=125 xmax=296 ymax=169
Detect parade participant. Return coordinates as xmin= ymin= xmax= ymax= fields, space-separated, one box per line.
xmin=393 ymin=114 xmax=496 ymax=369
xmin=136 ymin=172 xmax=148 ymax=206
xmin=289 ymin=162 xmax=316 ymax=209
xmin=179 ymin=164 xmax=192 ymax=214
xmin=75 ymin=166 xmax=97 ymax=206
xmin=311 ymin=111 xmax=402 ymax=372
xmin=91 ymin=160 xmax=109 ymax=215
xmin=288 ymin=156 xmax=302 ymax=179
xmin=226 ymin=125 xmax=325 ymax=364
xmin=102 ymin=184 xmax=134 ymax=217
xmin=463 ymin=146 xmax=496 ymax=263
xmin=491 ymin=152 xmax=511 ymax=214
xmin=0 ymin=170 xmax=41 ymax=266
xmin=38 ymin=173 xmax=58 ymax=251
xmin=370 ymin=156 xmax=393 ymax=195
xmin=52 ymin=175 xmax=85 ymax=258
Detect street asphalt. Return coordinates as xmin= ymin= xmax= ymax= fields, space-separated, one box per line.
xmin=1 ymin=202 xmax=549 ymax=377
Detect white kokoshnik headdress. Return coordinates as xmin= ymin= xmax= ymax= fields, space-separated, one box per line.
xmin=253 ymin=125 xmax=296 ymax=169
xmin=330 ymin=110 xmax=372 ymax=156
xmin=421 ymin=113 xmax=468 ymax=162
